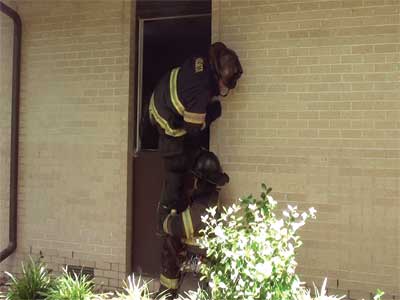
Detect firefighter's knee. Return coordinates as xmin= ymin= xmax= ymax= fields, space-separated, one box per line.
xmin=164 ymin=155 xmax=187 ymax=173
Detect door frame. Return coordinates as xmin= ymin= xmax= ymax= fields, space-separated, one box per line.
xmin=127 ymin=0 xmax=212 ymax=276
xmin=129 ymin=12 xmax=212 ymax=277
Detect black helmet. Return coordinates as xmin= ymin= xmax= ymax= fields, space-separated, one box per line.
xmin=192 ymin=150 xmax=229 ymax=186
xmin=209 ymin=42 xmax=243 ymax=90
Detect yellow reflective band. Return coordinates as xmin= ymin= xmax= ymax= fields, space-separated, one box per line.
xmin=184 ymin=111 xmax=206 ymax=125
xmin=160 ymin=274 xmax=179 ymax=289
xmin=182 ymin=237 xmax=200 ymax=247
xmin=149 ymin=95 xmax=186 ymax=137
xmin=163 ymin=214 xmax=172 ymax=235
xmin=181 ymin=208 xmax=194 ymax=240
xmin=169 ymin=68 xmax=185 ymax=116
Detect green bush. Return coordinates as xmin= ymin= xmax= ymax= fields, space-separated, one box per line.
xmin=198 ymin=184 xmax=316 ymax=300
xmin=5 ymin=257 xmax=52 ymax=300
xmin=178 ymin=184 xmax=386 ymax=300
xmin=46 ymin=268 xmax=94 ymax=300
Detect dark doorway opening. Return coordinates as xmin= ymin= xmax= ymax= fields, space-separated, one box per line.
xmin=131 ymin=1 xmax=211 ymax=277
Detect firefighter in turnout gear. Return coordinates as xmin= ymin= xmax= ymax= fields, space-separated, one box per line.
xmin=158 ymin=150 xmax=229 ymax=299
xmin=149 ymin=42 xmax=242 ymax=231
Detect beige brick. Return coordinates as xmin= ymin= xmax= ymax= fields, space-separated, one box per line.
xmin=352 ymin=45 xmax=374 ymax=54
xmin=319 ymin=56 xmax=341 ymax=64
xmin=331 ymin=64 xmax=352 ymax=73
xmin=299 ymin=57 xmax=319 ymax=65
xmin=364 ymin=53 xmax=388 ymax=63
xmin=341 ymin=55 xmax=363 ymax=64
xmin=299 ymin=112 xmax=319 ymax=119
xmin=374 ymin=44 xmax=399 ymax=53
xmin=310 ymin=65 xmax=331 ymax=73
xmin=268 ymin=48 xmax=288 ymax=57
xmin=353 ymin=64 xmax=375 ymax=73
xmin=319 ymin=112 xmax=340 ymax=119
xmin=319 ymin=129 xmax=340 ymax=138
xmin=308 ymin=120 xmax=330 ymax=128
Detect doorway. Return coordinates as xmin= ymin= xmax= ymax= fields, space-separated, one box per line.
xmin=131 ymin=10 xmax=211 ymax=276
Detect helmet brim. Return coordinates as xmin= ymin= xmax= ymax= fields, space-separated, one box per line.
xmin=207 ymin=172 xmax=230 ymax=186
xmin=191 ymin=170 xmax=230 ymax=187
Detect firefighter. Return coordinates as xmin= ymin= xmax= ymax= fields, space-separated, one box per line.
xmin=158 ymin=150 xmax=229 ymax=299
xmin=149 ymin=42 xmax=242 ymax=231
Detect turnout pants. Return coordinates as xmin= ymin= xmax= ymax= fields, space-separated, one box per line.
xmin=157 ymin=132 xmax=201 ymax=231
xmin=158 ymin=236 xmax=185 ymax=299
xmin=156 ymin=133 xmax=201 ymax=298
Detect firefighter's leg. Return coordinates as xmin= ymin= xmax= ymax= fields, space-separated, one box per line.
xmin=157 ymin=137 xmax=192 ymax=235
xmin=156 ymin=161 xmax=186 ymax=234
xmin=158 ymin=236 xmax=185 ymax=300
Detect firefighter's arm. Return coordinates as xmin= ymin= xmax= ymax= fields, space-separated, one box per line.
xmin=183 ymin=112 xmax=205 ymax=136
xmin=183 ymin=82 xmax=211 ymax=135
xmin=205 ymin=100 xmax=221 ymax=126
xmin=184 ymin=100 xmax=222 ymax=136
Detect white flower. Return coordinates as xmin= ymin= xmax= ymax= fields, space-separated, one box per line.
xmin=255 ymin=262 xmax=272 ymax=278
xmin=267 ymin=195 xmax=277 ymax=206
xmin=219 ymin=282 xmax=227 ymax=289
xmin=208 ymin=206 xmax=217 ymax=217
xmin=272 ymin=256 xmax=282 ymax=266
xmin=283 ymin=210 xmax=290 ymax=217
xmin=239 ymin=277 xmax=246 ymax=286
xmin=209 ymin=281 xmax=215 ymax=289
xmin=291 ymin=279 xmax=301 ymax=291
xmin=281 ymin=250 xmax=292 ymax=259
xmin=201 ymin=214 xmax=209 ymax=223
xmin=271 ymin=219 xmax=284 ymax=231
xmin=291 ymin=221 xmax=305 ymax=232
xmin=249 ymin=203 xmax=257 ymax=211
xmin=309 ymin=207 xmax=317 ymax=218
xmin=301 ymin=212 xmax=308 ymax=221
xmin=227 ymin=206 xmax=234 ymax=215
xmin=214 ymin=226 xmax=226 ymax=241
xmin=254 ymin=211 xmax=263 ymax=222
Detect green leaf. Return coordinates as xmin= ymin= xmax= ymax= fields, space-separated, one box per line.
xmin=374 ymin=289 xmax=385 ymax=300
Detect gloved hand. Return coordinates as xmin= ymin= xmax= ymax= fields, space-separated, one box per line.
xmin=205 ymin=100 xmax=222 ymax=126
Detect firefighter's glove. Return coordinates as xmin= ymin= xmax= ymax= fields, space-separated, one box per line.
xmin=205 ymin=100 xmax=222 ymax=126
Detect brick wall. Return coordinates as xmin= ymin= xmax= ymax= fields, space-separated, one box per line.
xmin=0 ymin=0 xmax=16 ymax=252
xmin=0 ymin=0 xmax=133 ymax=288
xmin=212 ymin=0 xmax=399 ymax=297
